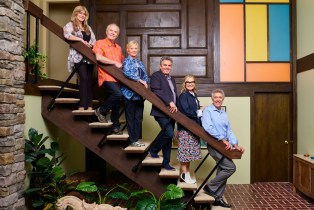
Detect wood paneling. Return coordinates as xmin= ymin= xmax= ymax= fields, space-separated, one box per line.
xmin=148 ymin=35 xmax=181 ymax=48
xmin=96 ymin=12 xmax=120 ymax=40
xmin=89 ymin=0 xmax=213 ymax=82
xmin=127 ymin=11 xmax=180 ymax=28
xmin=156 ymin=0 xmax=180 ymax=3
xmin=187 ymin=0 xmax=206 ymax=48
xmin=148 ymin=56 xmax=206 ymax=76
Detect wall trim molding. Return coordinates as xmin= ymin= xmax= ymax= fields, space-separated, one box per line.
xmin=297 ymin=52 xmax=314 ymax=73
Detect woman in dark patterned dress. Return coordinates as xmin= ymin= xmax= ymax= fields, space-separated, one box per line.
xmin=176 ymin=75 xmax=202 ymax=184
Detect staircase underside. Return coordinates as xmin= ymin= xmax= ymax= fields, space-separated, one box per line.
xmin=41 ymin=95 xmax=166 ymax=196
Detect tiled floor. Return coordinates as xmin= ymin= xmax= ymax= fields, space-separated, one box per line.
xmin=224 ymin=182 xmax=314 ymax=210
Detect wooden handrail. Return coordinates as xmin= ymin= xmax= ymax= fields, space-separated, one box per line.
xmin=23 ymin=0 xmax=242 ymax=159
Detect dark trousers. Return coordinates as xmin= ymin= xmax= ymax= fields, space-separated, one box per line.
xmin=206 ymin=145 xmax=236 ymax=198
xmin=75 ymin=63 xmax=93 ymax=108
xmin=99 ymin=81 xmax=122 ymax=129
xmin=124 ymin=99 xmax=144 ymax=143
xmin=151 ymin=116 xmax=175 ymax=166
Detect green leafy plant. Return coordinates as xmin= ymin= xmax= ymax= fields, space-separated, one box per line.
xmin=76 ymin=181 xmax=129 ymax=205
xmin=24 ymin=43 xmax=48 ymax=79
xmin=24 ymin=128 xmax=70 ymax=209
xmin=129 ymin=184 xmax=186 ymax=210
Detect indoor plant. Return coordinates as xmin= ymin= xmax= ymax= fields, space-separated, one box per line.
xmin=24 ymin=128 xmax=70 ymax=209
xmin=24 ymin=43 xmax=48 ymax=79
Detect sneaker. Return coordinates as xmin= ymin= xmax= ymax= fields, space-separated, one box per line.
xmin=112 ymin=127 xmax=123 ymax=135
xmin=180 ymin=172 xmax=196 ymax=184
xmin=130 ymin=142 xmax=143 ymax=147
xmin=95 ymin=108 xmax=107 ymax=123
xmin=185 ymin=172 xmax=196 ymax=184
xmin=136 ymin=141 xmax=145 ymax=146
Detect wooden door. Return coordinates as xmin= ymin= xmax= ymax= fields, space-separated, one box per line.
xmin=252 ymin=93 xmax=293 ymax=182
xmin=86 ymin=0 xmax=215 ymax=83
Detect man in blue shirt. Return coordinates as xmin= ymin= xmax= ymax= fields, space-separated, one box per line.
xmin=202 ymin=88 xmax=245 ymax=208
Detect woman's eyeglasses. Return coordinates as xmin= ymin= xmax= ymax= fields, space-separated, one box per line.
xmin=185 ymin=81 xmax=195 ymax=84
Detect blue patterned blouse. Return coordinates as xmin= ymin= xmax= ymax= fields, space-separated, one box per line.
xmin=121 ymin=55 xmax=148 ymax=100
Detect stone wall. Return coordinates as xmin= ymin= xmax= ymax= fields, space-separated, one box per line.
xmin=0 ymin=0 xmax=26 ymax=209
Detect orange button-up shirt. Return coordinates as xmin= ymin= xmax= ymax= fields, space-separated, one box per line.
xmin=93 ymin=38 xmax=124 ymax=86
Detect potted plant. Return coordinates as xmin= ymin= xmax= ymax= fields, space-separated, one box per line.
xmin=24 ymin=43 xmax=48 ymax=79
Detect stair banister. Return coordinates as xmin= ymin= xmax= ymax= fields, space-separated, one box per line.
xmin=23 ymin=0 xmax=242 ymax=160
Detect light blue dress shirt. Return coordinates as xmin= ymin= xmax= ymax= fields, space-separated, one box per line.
xmin=202 ymin=104 xmax=238 ymax=146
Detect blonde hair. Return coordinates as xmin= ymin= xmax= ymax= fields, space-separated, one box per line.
xmin=126 ymin=40 xmax=139 ymax=50
xmin=181 ymin=75 xmax=197 ymax=93
xmin=71 ymin=6 xmax=90 ymax=34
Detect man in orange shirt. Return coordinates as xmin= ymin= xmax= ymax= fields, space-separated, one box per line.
xmin=93 ymin=23 xmax=124 ymax=134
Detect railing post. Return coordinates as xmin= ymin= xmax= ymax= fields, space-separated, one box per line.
xmin=47 ymin=59 xmax=84 ymax=111
xmin=185 ymin=156 xmax=225 ymax=207
xmin=132 ymin=119 xmax=172 ymax=173
xmin=25 ymin=12 xmax=30 ymax=82
xmin=33 ymin=17 xmax=40 ymax=83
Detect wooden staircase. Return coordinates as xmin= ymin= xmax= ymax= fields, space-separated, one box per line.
xmin=24 ymin=0 xmax=241 ymax=205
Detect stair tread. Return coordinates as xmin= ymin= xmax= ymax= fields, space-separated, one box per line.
xmin=159 ymin=167 xmax=180 ymax=178
xmin=89 ymin=122 xmax=113 ymax=128
xmin=72 ymin=110 xmax=95 ymax=115
xmin=177 ymin=174 xmax=198 ymax=190
xmin=142 ymin=155 xmax=163 ymax=166
xmin=106 ymin=131 xmax=129 ymax=140
xmin=124 ymin=141 xmax=150 ymax=153
xmin=55 ymin=98 xmax=99 ymax=103
xmin=194 ymin=189 xmax=215 ymax=203
xmin=38 ymin=85 xmax=79 ymax=92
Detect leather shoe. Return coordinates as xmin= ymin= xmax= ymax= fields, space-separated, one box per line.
xmin=162 ymin=164 xmax=176 ymax=171
xmin=213 ymin=198 xmax=232 ymax=208
xmin=203 ymin=185 xmax=217 ymax=198
xmin=149 ymin=151 xmax=159 ymax=158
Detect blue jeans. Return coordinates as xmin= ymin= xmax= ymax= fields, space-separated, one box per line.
xmin=99 ymin=81 xmax=122 ymax=129
xmin=150 ymin=116 xmax=175 ymax=166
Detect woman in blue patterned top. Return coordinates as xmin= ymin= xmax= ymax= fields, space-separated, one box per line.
xmin=121 ymin=40 xmax=148 ymax=147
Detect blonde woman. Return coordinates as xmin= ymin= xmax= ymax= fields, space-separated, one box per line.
xmin=176 ymin=75 xmax=202 ymax=184
xmin=63 ymin=6 xmax=96 ymax=110
xmin=121 ymin=40 xmax=148 ymax=147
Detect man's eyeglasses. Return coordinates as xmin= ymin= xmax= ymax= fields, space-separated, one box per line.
xmin=185 ymin=81 xmax=195 ymax=84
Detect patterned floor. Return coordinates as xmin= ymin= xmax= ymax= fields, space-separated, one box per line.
xmin=224 ymin=182 xmax=314 ymax=210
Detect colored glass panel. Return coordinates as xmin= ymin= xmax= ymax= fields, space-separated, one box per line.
xmin=269 ymin=5 xmax=290 ymax=61
xmin=220 ymin=0 xmax=243 ymax=2
xmin=246 ymin=0 xmax=289 ymax=3
xmin=246 ymin=63 xmax=290 ymax=82
xmin=220 ymin=4 xmax=244 ymax=82
xmin=246 ymin=5 xmax=268 ymax=61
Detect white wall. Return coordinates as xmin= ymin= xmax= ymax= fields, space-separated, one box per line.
xmin=24 ymin=96 xmax=85 ymax=175
xmin=297 ymin=0 xmax=314 ymax=154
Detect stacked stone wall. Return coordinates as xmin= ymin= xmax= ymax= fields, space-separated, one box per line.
xmin=0 ymin=0 xmax=25 ymax=209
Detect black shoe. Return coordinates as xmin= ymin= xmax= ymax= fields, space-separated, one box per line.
xmin=212 ymin=198 xmax=232 ymax=208
xmin=149 ymin=151 xmax=159 ymax=158
xmin=112 ymin=127 xmax=123 ymax=135
xmin=203 ymin=185 xmax=217 ymax=198
xmin=162 ymin=164 xmax=176 ymax=171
